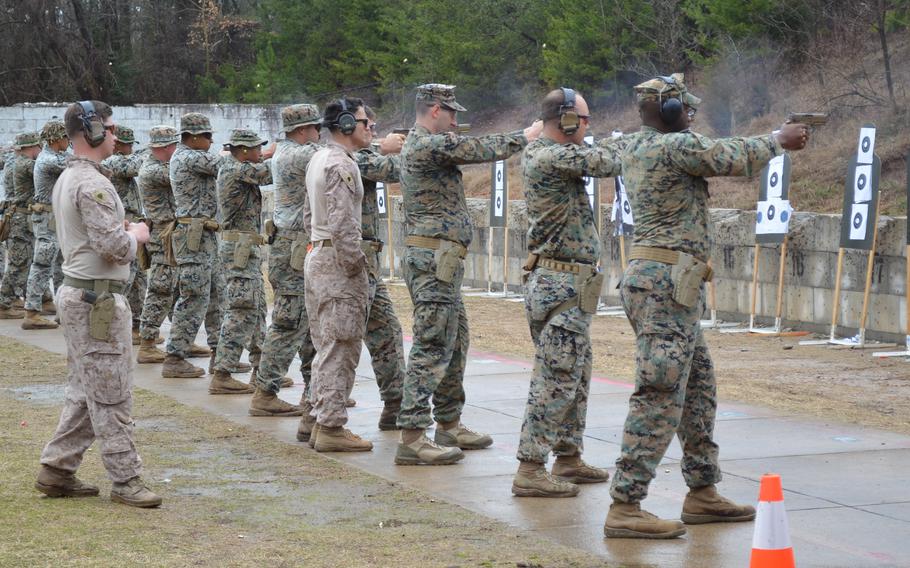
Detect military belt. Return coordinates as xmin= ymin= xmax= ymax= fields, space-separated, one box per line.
xmin=361 ymin=240 xmax=383 ymax=253
xmin=28 ymin=203 xmax=52 ymax=214
xmin=537 ymin=257 xmax=592 ymax=275
xmin=275 ymin=227 xmax=308 ymax=242
xmin=63 ymin=276 xmax=125 ymax=295
xmin=405 ymin=235 xmax=467 ymax=258
xmin=629 ymin=246 xmax=713 ymax=281
xmin=314 ymin=239 xmax=333 ymax=248
xmin=176 ymin=216 xmax=220 ymax=231
xmin=221 ymin=230 xmax=267 ymax=246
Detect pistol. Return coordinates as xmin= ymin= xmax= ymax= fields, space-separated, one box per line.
xmin=787 ymin=112 xmax=828 ymax=126
xmin=456 ymin=123 xmax=471 ymax=133
xmin=392 ymin=128 xmax=411 ymax=136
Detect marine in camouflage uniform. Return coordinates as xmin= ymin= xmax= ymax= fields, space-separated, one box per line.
xmin=162 ymin=113 xmax=226 ymax=378
xmin=0 ymin=132 xmax=40 ymax=318
xmin=210 ymin=129 xmax=272 ymax=395
xmin=395 ymin=84 xmax=537 ymax=465
xmin=136 ymin=125 xmax=180 ymax=363
xmin=512 ymin=88 xmax=622 ymax=498
xmin=256 ymin=105 xmax=320 ymax=403
xmin=38 ymin=100 xmax=159 ymax=507
xmin=605 ymin=73 xmax=807 ymax=539
xmin=101 ymin=126 xmax=149 ymax=339
xmin=356 ymin=145 xmax=406 ymax=429
xmin=22 ymin=120 xmax=68 ymax=329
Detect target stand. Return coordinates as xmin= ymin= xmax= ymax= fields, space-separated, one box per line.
xmin=701 ymin=261 xmax=741 ymax=329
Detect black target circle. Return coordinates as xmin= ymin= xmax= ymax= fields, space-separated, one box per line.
xmin=857 ymin=173 xmax=867 ymax=190
xmin=623 ymin=200 xmax=631 ymax=214
xmin=861 ymin=136 xmax=871 ymax=153
xmin=767 ymin=204 xmax=776 ymax=220
xmin=770 ymin=172 xmax=779 ymax=187
xmin=853 ymin=212 xmax=864 ymax=229
xmin=497 ymin=170 xmax=502 ymax=183
xmin=496 ymin=196 xmax=502 ymax=210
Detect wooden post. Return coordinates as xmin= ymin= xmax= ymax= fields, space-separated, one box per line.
xmin=619 ymin=234 xmax=628 ymax=270
xmin=487 ymin=226 xmax=493 ymax=293
xmin=502 ymin=225 xmax=510 ymax=296
xmin=386 ymin=208 xmax=394 ymax=280
xmin=773 ymin=236 xmax=789 ymax=332
xmin=857 ymin=193 xmax=883 ymax=346
xmin=830 ymin=247 xmax=846 ymax=340
xmin=749 ymin=244 xmax=761 ymax=330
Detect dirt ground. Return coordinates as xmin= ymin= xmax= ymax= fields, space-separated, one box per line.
xmin=0 ymin=339 xmax=611 ymax=568
xmin=387 ymin=283 xmax=910 ymax=435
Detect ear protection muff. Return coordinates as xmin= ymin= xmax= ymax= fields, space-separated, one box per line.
xmin=78 ymin=101 xmax=106 ymax=147
xmin=558 ymin=87 xmax=580 ymax=135
xmin=656 ymin=76 xmax=683 ymax=124
xmin=336 ymin=99 xmax=357 ymax=135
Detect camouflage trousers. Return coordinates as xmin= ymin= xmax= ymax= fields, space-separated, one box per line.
xmin=41 ymin=286 xmax=142 ymax=483
xmin=610 ymin=260 xmax=721 ymax=504
xmin=166 ymin=232 xmax=225 ymax=358
xmin=214 ymin=261 xmax=266 ymax=373
xmin=125 ymin=259 xmax=148 ymax=329
xmin=517 ymin=268 xmax=592 ymax=464
xmin=397 ymin=246 xmax=467 ymax=430
xmin=256 ymin=235 xmax=314 ymax=395
xmin=364 ymin=264 xmax=405 ymax=403
xmin=305 ymin=245 xmax=368 ymax=428
xmin=139 ymin=261 xmax=175 ymax=341
xmin=24 ymin=212 xmax=64 ymax=312
xmin=0 ymin=212 xmax=33 ymax=307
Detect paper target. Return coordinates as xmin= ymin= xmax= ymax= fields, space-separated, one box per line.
xmin=489 ymin=160 xmax=507 ymax=227
xmin=766 ymin=155 xmax=785 ymax=199
xmin=755 ymin=198 xmax=792 ymax=235
xmin=756 ymin=154 xmax=792 ymax=243
xmin=376 ymin=181 xmax=388 ymax=218
xmin=856 ymin=126 xmax=876 ymax=164
xmin=853 ymin=164 xmax=872 ymax=203
xmin=612 ymin=176 xmax=634 ymax=227
xmin=848 ymin=202 xmax=869 ymax=241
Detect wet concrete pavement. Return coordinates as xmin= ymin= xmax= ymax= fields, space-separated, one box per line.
xmin=6 ymin=318 xmax=910 ymax=568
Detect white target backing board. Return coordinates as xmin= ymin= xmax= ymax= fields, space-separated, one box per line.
xmin=376 ymin=181 xmax=388 ymax=219
xmin=755 ymin=154 xmax=792 ymax=244
xmin=839 ymin=155 xmax=881 ymax=250
xmin=612 ymin=176 xmax=634 ymax=235
xmin=489 ymin=160 xmax=507 ymax=227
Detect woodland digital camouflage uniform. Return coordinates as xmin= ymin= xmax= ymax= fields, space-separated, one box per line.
xmin=610 ymin=124 xmax=783 ymax=504
xmin=356 ymin=148 xmax=405 ymax=404
xmin=136 ymin=150 xmax=176 ymax=342
xmin=166 ymin=123 xmax=225 ymax=359
xmin=213 ymin=142 xmax=272 ymax=374
xmin=24 ymin=136 xmax=68 ymax=312
xmin=0 ymin=134 xmax=39 ymax=309
xmin=397 ymin=122 xmax=527 ymax=430
xmin=256 ymin=136 xmax=319 ymax=395
xmin=518 ymin=137 xmax=621 ymax=464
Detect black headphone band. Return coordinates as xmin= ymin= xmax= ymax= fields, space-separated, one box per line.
xmin=560 ymin=87 xmax=576 ymax=110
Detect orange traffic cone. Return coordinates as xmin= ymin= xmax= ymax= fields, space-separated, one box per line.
xmin=750 ymin=474 xmax=795 ymax=568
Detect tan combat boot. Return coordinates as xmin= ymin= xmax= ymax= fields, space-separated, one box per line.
xmin=21 ymin=310 xmax=59 ymax=330
xmin=161 ymin=354 xmax=205 ymax=378
xmin=12 ymin=298 xmax=24 ymax=309
xmin=110 ymin=477 xmax=162 ymax=508
xmin=681 ymin=485 xmax=756 ymax=524
xmin=34 ymin=465 xmax=99 ymax=498
xmin=551 ymin=455 xmax=610 ymax=484
xmin=434 ymin=421 xmax=493 ymax=450
xmin=209 ymin=370 xmax=255 ymax=395
xmin=137 ymin=338 xmax=167 ymax=364
xmin=378 ymin=399 xmax=401 ymax=431
xmin=248 ymin=367 xmax=293 ymax=389
xmin=249 ymin=388 xmax=303 ymax=417
xmin=307 ymin=424 xmax=320 ymax=448
xmin=296 ymin=400 xmax=316 ymax=443
xmin=395 ymin=430 xmax=464 ymax=465
xmin=313 ymin=425 xmax=373 ymax=452
xmin=189 ymin=343 xmax=211 ymax=357
xmin=131 ymin=329 xmax=141 ymax=345
xmin=0 ymin=306 xmax=25 ymax=319
xmin=603 ymin=502 xmax=686 ymax=539
xmin=512 ymin=461 xmax=580 ymax=498
xmin=40 ymin=300 xmax=56 ymax=315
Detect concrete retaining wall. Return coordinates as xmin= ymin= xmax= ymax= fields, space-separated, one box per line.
xmin=376 ymin=196 xmax=908 ymax=342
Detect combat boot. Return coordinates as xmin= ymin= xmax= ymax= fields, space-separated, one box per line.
xmin=137 ymin=338 xmax=167 ymax=364
xmin=161 ymin=354 xmax=205 ymax=378
xmin=551 ymin=455 xmax=610 ymax=484
xmin=12 ymin=298 xmax=24 ymax=309
xmin=110 ymin=477 xmax=162 ymax=508
xmin=345 ymin=397 xmax=356 ymax=407
xmin=209 ymin=370 xmax=255 ymax=395
xmin=40 ymin=300 xmax=56 ymax=315
xmin=189 ymin=343 xmax=211 ymax=357
xmin=603 ymin=502 xmax=686 ymax=539
xmin=313 ymin=425 xmax=373 ymax=452
xmin=434 ymin=421 xmax=492 ymax=450
xmin=307 ymin=424 xmax=320 ymax=448
xmin=0 ymin=306 xmax=25 ymax=319
xmin=296 ymin=400 xmax=316 ymax=443
xmin=512 ymin=462 xmax=579 ymax=498
xmin=249 ymin=388 xmax=304 ymax=417
xmin=21 ymin=310 xmax=59 ymax=330
xmin=131 ymin=329 xmax=141 ymax=345
xmin=248 ymin=367 xmax=293 ymax=390
xmin=681 ymin=485 xmax=756 ymax=524
xmin=34 ymin=465 xmax=99 ymax=498
xmin=378 ymin=399 xmax=401 ymax=431
xmin=230 ymin=361 xmax=253 ymax=373
xmin=395 ymin=430 xmax=464 ymax=465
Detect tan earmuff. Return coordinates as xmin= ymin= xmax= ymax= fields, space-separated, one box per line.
xmin=558 ymin=87 xmax=580 ymax=135
xmin=77 ymin=101 xmax=107 ymax=148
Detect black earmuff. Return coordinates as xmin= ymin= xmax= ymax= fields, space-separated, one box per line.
xmin=558 ymin=87 xmax=580 ymax=135
xmin=78 ymin=101 xmax=106 ymax=147
xmin=656 ymin=76 xmax=683 ymax=124
xmin=336 ymin=99 xmax=357 ymax=135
